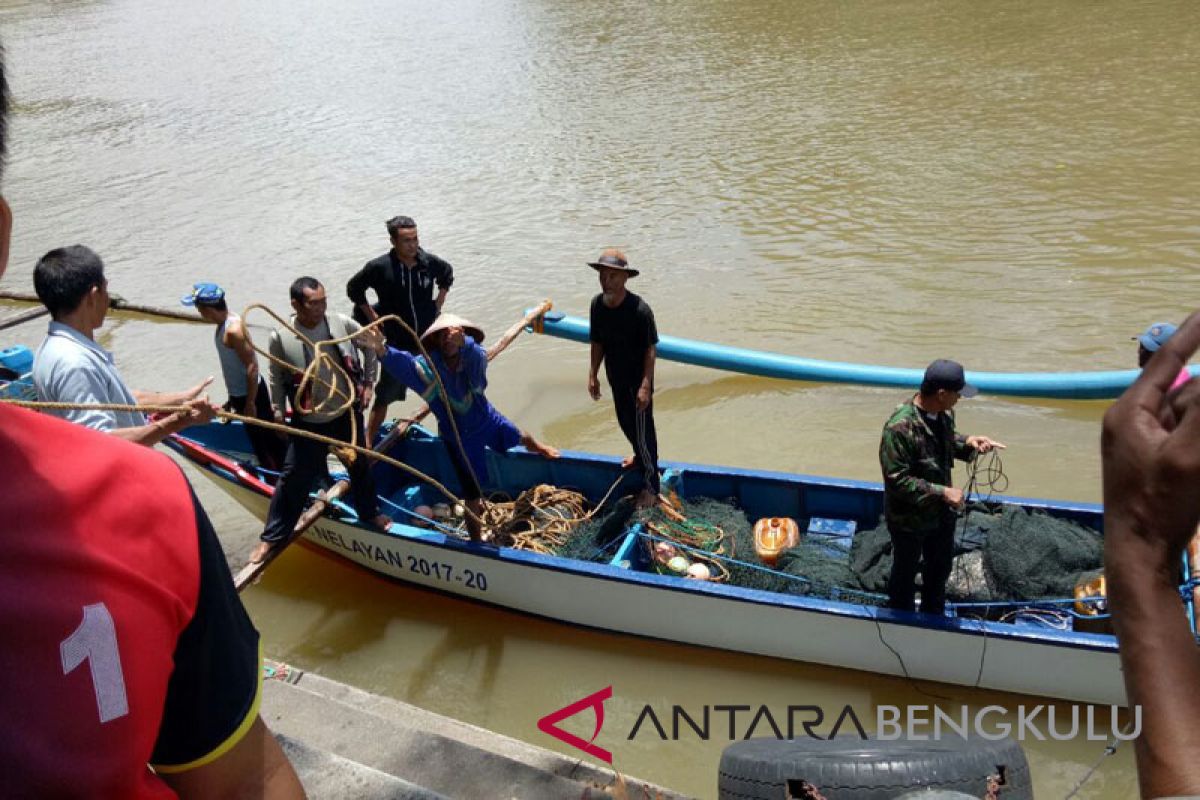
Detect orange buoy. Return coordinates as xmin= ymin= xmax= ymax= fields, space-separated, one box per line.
xmin=754 ymin=517 xmax=800 ymax=567
xmin=1073 ymin=573 xmax=1107 ymax=616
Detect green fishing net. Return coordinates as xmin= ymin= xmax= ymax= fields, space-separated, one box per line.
xmin=850 ymin=504 xmax=1103 ymax=602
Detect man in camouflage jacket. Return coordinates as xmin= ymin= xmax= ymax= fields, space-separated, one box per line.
xmin=879 ymin=359 xmax=1005 ymax=615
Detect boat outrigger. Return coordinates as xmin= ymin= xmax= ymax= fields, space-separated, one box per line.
xmin=165 ymin=418 xmax=1128 ymax=707
xmin=530 ymin=310 xmax=1197 ymax=400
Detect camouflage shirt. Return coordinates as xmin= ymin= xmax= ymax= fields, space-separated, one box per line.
xmin=878 ymin=396 xmax=975 ymax=532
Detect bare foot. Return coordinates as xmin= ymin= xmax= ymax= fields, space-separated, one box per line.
xmin=621 ymin=455 xmax=638 ymax=469
xmin=248 ymin=541 xmax=274 ymax=565
xmin=635 ymin=489 xmax=659 ymax=510
xmin=371 ymin=514 xmax=393 ymax=531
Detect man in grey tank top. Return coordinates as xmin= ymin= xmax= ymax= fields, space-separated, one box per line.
xmin=184 ymin=283 xmax=284 ymax=471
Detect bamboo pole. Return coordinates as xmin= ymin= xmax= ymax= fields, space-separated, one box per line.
xmin=0 ymin=289 xmax=205 ymax=323
xmin=0 ymin=305 xmax=49 ymax=331
xmin=234 ymin=480 xmax=351 ymax=592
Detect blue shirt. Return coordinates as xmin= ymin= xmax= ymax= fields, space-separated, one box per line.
xmin=32 ymin=321 xmax=146 ymax=431
xmin=380 ymin=337 xmax=504 ymax=441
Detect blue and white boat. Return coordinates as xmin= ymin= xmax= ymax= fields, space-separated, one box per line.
xmin=166 ymin=419 xmax=1127 ymax=707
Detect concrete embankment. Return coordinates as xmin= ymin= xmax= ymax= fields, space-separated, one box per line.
xmin=261 ymin=659 xmax=689 ymax=799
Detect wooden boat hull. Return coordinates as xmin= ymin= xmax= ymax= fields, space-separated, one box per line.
xmin=169 ymin=422 xmax=1124 ymax=706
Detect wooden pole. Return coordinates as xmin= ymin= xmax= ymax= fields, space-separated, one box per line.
xmin=0 ymin=305 xmax=49 ymax=331
xmin=234 ymin=480 xmax=351 ymax=592
xmin=375 ymin=299 xmax=553 ymax=453
xmin=0 ymin=289 xmax=205 ymax=324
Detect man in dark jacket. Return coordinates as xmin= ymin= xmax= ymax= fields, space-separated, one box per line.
xmin=878 ymin=359 xmax=1004 ymax=615
xmin=347 ymin=215 xmax=454 ymax=444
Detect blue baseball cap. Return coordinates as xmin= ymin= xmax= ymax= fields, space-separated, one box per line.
xmin=181 ymin=282 xmax=226 ymax=307
xmin=1134 ymin=322 xmax=1177 ymax=352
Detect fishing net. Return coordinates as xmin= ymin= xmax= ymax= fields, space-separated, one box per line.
xmin=849 ymin=504 xmax=1103 ymax=603
xmin=559 ymin=495 xmax=866 ymax=599
xmin=980 ymin=505 xmax=1103 ymax=600
xmin=552 ymin=498 xmax=635 ymax=563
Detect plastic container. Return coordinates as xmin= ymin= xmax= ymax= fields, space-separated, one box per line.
xmin=753 ymin=517 xmax=799 ymax=567
xmin=1073 ymin=573 xmax=1107 ymax=616
xmin=0 ymin=345 xmax=33 ymax=376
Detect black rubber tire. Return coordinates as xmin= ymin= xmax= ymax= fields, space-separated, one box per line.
xmin=717 ymin=736 xmax=1032 ymax=799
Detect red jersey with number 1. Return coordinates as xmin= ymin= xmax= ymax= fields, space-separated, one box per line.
xmin=0 ymin=404 xmax=260 ymax=798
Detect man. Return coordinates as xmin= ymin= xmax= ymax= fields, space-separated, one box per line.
xmin=375 ymin=313 xmax=560 ymax=542
xmin=254 ymin=276 xmax=390 ymax=563
xmin=586 ymin=248 xmax=660 ymax=508
xmin=878 ymin=359 xmax=1004 ymax=615
xmin=0 ymin=46 xmax=303 ymax=797
xmin=1134 ymin=320 xmax=1191 ymax=390
xmin=1104 ymin=310 xmax=1200 ymax=796
xmin=31 ymin=244 xmax=215 ymax=446
xmin=183 ymin=282 xmax=284 ymax=470
xmin=346 ymin=215 xmax=454 ymax=444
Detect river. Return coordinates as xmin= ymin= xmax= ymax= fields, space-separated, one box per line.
xmin=3 ymin=0 xmax=1197 ymax=795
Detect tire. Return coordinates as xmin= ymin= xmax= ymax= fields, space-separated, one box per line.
xmin=717 ymin=736 xmax=1031 ymax=800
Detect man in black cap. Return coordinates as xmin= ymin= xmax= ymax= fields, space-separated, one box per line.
xmin=346 ymin=215 xmax=454 ymax=445
xmin=586 ymin=248 xmax=661 ymax=508
xmin=878 ymin=359 xmax=1005 ymax=615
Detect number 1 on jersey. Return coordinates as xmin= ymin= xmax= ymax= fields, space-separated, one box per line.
xmin=61 ymin=603 xmax=130 ymax=724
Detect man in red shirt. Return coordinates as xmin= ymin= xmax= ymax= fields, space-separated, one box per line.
xmin=0 ymin=45 xmax=303 ymax=799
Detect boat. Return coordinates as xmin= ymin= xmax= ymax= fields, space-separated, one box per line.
xmin=529 ymin=311 xmax=1197 ymax=400
xmin=165 ymin=419 xmax=1128 ymax=707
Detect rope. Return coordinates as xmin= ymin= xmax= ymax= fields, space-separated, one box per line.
xmin=2 ymin=397 xmax=489 ymax=532
xmin=1063 ymin=720 xmax=1135 ymax=799
xmin=236 ymin=303 xmax=480 ymax=489
xmin=479 ymin=472 xmax=628 ymax=553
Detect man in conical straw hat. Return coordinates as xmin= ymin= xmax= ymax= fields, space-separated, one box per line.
xmin=371 ymin=312 xmax=560 ymax=542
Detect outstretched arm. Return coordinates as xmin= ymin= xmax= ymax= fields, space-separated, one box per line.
xmin=133 ymin=376 xmax=213 ymax=407
xmin=1103 ymin=310 xmax=1200 ymax=798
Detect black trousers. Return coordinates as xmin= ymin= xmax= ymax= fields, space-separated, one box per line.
xmin=226 ymin=377 xmax=285 ymax=472
xmin=261 ymin=409 xmax=379 ymax=543
xmin=886 ymin=517 xmax=955 ymax=615
xmin=611 ymin=382 xmax=660 ymax=494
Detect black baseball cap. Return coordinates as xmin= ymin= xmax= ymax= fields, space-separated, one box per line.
xmin=922 ymin=359 xmax=978 ymax=398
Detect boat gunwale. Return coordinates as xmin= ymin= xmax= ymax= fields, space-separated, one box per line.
xmin=168 ymin=427 xmax=1116 ymax=657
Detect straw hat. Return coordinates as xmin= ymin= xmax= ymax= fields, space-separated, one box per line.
xmin=421 ymin=313 xmax=485 ymax=346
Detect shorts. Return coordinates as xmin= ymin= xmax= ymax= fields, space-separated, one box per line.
xmin=373 ymin=367 xmax=407 ymax=408
xmin=443 ymin=415 xmax=523 ymax=500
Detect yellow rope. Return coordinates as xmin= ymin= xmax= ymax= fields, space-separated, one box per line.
xmin=1 ymin=398 xmax=486 ymax=531
xmin=239 ymin=303 xmax=485 ymax=498
xmin=4 ymin=300 xmax=557 ymax=542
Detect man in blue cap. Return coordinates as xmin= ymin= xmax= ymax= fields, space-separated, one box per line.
xmin=1134 ymin=321 xmax=1191 ymax=392
xmin=878 ymin=359 xmax=1005 ymax=615
xmin=183 ymin=282 xmax=284 ymax=470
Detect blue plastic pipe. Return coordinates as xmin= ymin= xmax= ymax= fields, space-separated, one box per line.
xmin=530 ymin=311 xmax=1197 ymax=400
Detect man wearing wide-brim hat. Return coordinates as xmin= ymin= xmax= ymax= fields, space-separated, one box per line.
xmin=586 ymin=248 xmax=662 ymax=508
xmin=878 ymin=359 xmax=1005 ymax=616
xmin=371 ymin=312 xmax=560 ymax=542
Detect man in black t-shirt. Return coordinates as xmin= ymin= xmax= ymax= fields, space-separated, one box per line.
xmin=586 ymin=248 xmax=661 ymax=507
xmin=347 ymin=215 xmax=454 ymax=444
